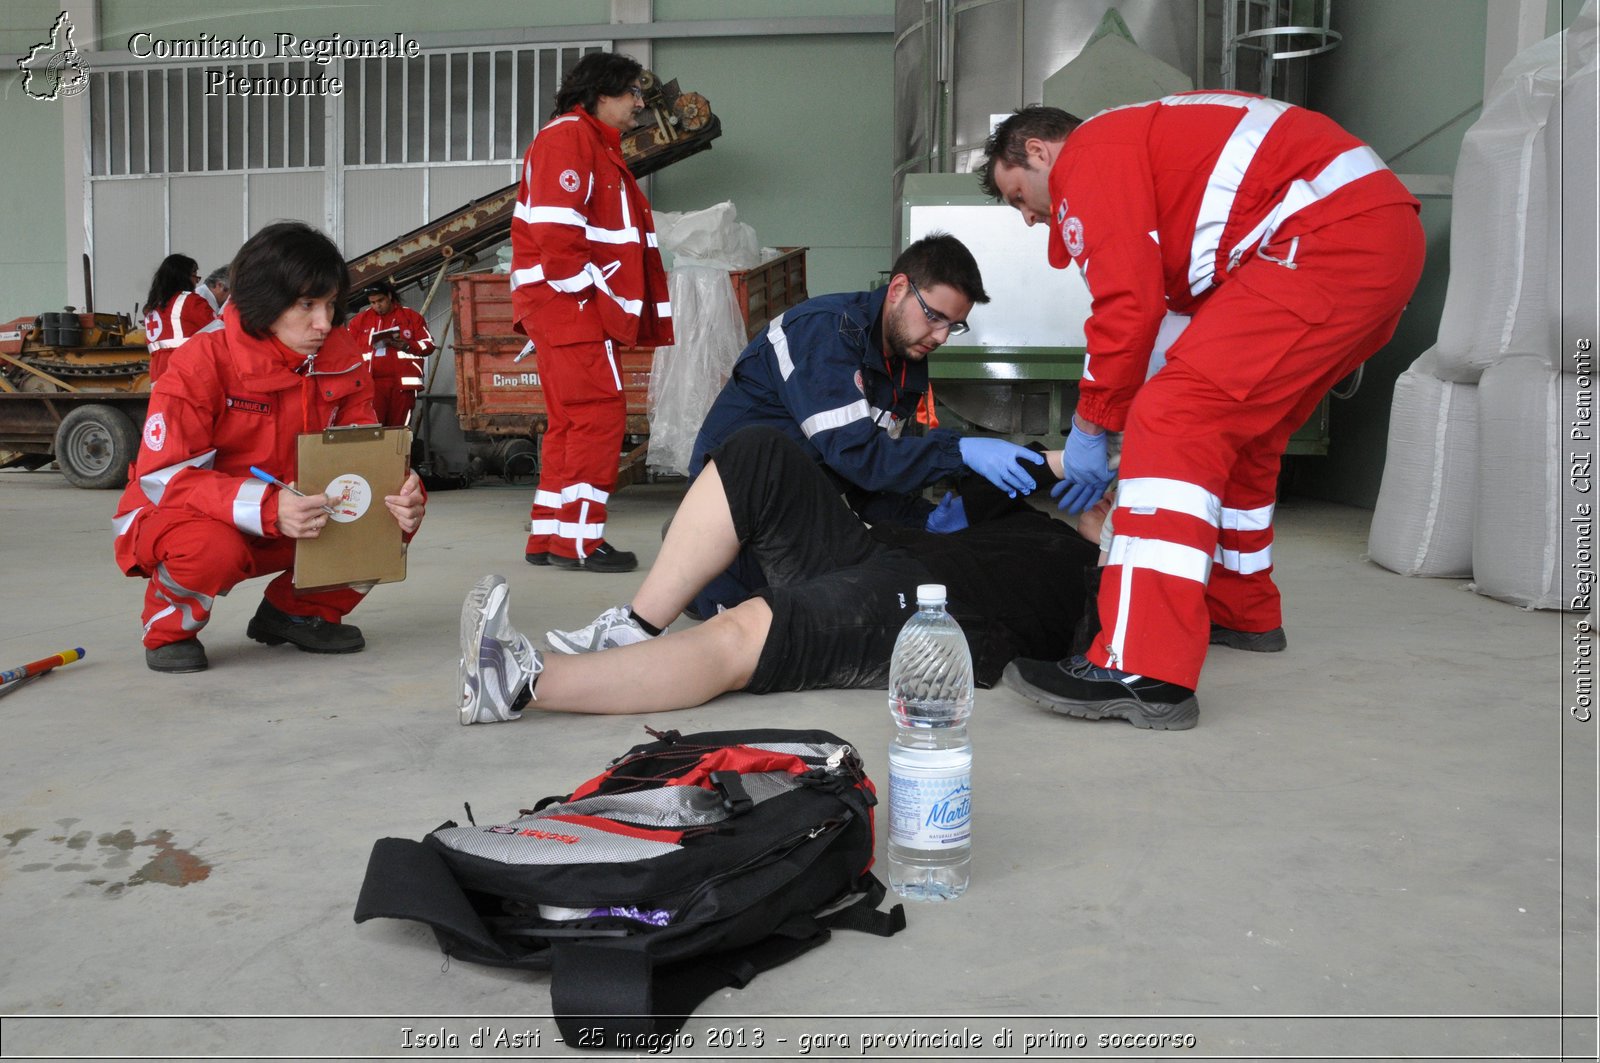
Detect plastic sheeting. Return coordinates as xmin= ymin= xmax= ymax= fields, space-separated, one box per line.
xmin=1471 ymin=357 xmax=1586 ymax=609
xmin=1367 ymin=350 xmax=1479 ymax=577
xmin=1545 ymin=6 xmax=1599 ymax=372
xmin=646 ymin=202 xmax=764 ymax=477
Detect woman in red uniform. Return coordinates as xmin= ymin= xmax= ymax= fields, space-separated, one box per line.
xmin=142 ymin=253 xmax=212 ymax=383
xmin=114 ymin=222 xmax=427 ymax=674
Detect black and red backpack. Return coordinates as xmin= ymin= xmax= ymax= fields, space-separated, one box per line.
xmin=355 ymin=727 xmax=905 ymax=1047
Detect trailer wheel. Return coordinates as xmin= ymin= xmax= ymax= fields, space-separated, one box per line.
xmin=55 ymin=404 xmax=138 ymax=489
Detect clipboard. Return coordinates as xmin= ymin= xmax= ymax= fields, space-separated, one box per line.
xmin=293 ymin=425 xmax=411 ymax=591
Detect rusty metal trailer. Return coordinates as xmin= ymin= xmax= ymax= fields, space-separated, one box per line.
xmin=0 ymin=313 xmax=152 ymax=489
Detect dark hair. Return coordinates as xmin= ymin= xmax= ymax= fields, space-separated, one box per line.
xmin=228 ymin=221 xmax=349 ymax=337
xmin=977 ymin=105 xmax=1083 ymax=199
xmin=363 ymin=278 xmax=401 ymax=302
xmin=890 ymin=232 xmax=989 ymax=305
xmin=143 ymin=253 xmax=198 ymax=315
xmin=553 ymin=52 xmax=643 ymax=118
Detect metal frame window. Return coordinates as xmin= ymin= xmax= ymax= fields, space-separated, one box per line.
xmin=87 ymin=41 xmax=604 ymax=178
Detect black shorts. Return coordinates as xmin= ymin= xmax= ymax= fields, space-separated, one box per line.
xmin=706 ymin=427 xmax=934 ymax=694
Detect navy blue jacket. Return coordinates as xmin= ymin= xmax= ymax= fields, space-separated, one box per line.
xmin=689 ymin=288 xmax=964 ymax=522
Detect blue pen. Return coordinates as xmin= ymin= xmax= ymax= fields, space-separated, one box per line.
xmin=249 ymin=466 xmax=337 ymax=515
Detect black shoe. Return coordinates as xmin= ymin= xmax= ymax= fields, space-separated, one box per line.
xmin=1210 ymin=624 xmax=1287 ymax=652
xmin=525 ymin=551 xmax=550 ymax=566
xmin=246 ymin=599 xmax=365 ymax=653
xmin=1002 ymin=655 xmax=1199 ymax=730
xmin=145 ymin=639 xmax=208 ymax=673
xmin=548 ymin=542 xmax=638 ymax=573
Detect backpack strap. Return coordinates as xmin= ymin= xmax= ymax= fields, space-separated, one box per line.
xmin=819 ymin=873 xmax=907 ymax=938
xmin=549 ymin=922 xmax=831 ymax=1049
xmin=352 ymin=837 xmax=507 ymax=962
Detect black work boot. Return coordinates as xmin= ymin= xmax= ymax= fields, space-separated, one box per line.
xmin=1209 ymin=624 xmax=1288 ymax=652
xmin=1002 ymin=654 xmax=1199 ymax=730
xmin=145 ymin=638 xmax=209 ymax=673
xmin=548 ymin=542 xmax=638 ymax=573
xmin=246 ymin=599 xmax=365 ymax=653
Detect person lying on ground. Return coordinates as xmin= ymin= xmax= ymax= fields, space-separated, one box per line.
xmin=457 ymin=425 xmax=1105 ymax=722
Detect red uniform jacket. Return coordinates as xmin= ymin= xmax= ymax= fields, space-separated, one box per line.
xmin=346 ymin=304 xmax=434 ymax=388
xmin=113 ymin=304 xmax=378 ymax=576
xmin=145 ymin=286 xmax=221 ymax=383
xmin=509 ymin=106 xmax=673 ymax=349
xmin=1047 ymin=91 xmax=1418 ymax=430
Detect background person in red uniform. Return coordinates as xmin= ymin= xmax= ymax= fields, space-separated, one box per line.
xmin=142 ymin=253 xmax=214 ymax=384
xmin=509 ymin=51 xmax=673 ymax=573
xmin=347 ymin=279 xmax=434 ymax=427
xmin=113 ymin=222 xmax=427 ymax=674
xmin=980 ymin=97 xmax=1424 ymax=730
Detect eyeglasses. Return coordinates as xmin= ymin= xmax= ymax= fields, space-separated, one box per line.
xmin=625 ymin=85 xmax=643 ymax=99
xmin=906 ymin=277 xmax=970 ymax=336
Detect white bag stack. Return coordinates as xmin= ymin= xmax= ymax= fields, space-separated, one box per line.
xmin=1432 ymin=32 xmax=1564 ymax=382
xmin=1367 ymin=350 xmax=1479 ymax=577
xmin=1471 ymin=357 xmax=1585 ymax=609
xmin=1369 ymin=3 xmax=1596 ymax=611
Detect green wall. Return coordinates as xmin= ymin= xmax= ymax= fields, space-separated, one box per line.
xmin=0 ymin=0 xmax=72 ymax=321
xmin=651 ymin=32 xmax=893 ymax=296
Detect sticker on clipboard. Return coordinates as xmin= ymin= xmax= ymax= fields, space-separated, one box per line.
xmin=324 ymin=473 xmax=373 ymax=523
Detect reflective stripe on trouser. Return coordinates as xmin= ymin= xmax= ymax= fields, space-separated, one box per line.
xmin=1087 ymin=202 xmax=1426 ymax=689
xmin=520 ymin=334 xmax=625 ymax=560
xmin=132 ymin=508 xmax=367 ymax=648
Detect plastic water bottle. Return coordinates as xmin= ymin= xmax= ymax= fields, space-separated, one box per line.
xmin=887 ymin=583 xmax=973 ymax=901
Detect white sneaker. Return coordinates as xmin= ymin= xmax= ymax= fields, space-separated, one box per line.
xmin=459 ymin=574 xmax=542 ymax=725
xmin=546 ymin=605 xmax=656 ymax=655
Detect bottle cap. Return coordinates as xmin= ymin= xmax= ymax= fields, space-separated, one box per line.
xmin=915 ymin=583 xmax=946 ymax=606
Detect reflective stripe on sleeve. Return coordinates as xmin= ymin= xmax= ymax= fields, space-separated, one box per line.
xmin=139 ymin=450 xmax=219 ymax=506
xmin=799 ymin=399 xmax=872 ymax=439
xmin=768 ymin=314 xmax=793 ymax=380
xmin=233 ymin=478 xmax=268 ymax=537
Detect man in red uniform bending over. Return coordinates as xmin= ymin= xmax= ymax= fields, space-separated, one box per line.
xmin=509 ymin=51 xmax=673 ymax=573
xmin=113 ymin=221 xmax=427 ymax=674
xmin=981 ymin=96 xmax=1424 ymax=730
xmin=347 ymin=279 xmax=434 ymax=428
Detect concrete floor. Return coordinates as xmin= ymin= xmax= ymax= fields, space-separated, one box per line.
xmin=0 ymin=466 xmax=1591 ymax=1062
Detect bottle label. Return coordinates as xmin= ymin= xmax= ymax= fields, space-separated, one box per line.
xmin=888 ymin=752 xmax=971 ymax=850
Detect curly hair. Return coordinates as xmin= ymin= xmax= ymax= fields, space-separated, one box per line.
xmin=553 ymin=52 xmax=643 ymax=119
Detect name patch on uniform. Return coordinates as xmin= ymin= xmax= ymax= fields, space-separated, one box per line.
xmin=226 ymin=396 xmax=271 ymax=415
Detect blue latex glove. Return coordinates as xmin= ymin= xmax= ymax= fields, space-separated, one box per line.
xmin=1053 ymin=424 xmax=1114 ymax=513
xmin=924 ymin=491 xmax=968 ymax=534
xmin=958 ymin=437 xmax=1044 ymax=497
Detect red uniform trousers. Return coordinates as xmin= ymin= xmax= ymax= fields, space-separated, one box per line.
xmin=371 ymin=381 xmax=416 ymax=429
xmin=523 ymin=331 xmax=625 ymax=561
xmin=1088 ymin=203 xmax=1425 ymax=689
xmin=132 ymin=507 xmax=366 ymax=649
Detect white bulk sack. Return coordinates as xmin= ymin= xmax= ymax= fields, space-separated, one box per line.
xmin=1471 ymin=356 xmax=1585 ymax=609
xmin=1433 ymin=30 xmax=1565 ymax=382
xmin=1545 ymin=5 xmax=1599 ymax=373
xmin=1368 ymin=350 xmax=1480 ymax=577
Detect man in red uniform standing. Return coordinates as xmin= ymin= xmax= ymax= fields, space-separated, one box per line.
xmin=347 ymin=279 xmax=434 ymax=427
xmin=114 ymin=222 xmax=427 ymax=674
xmin=980 ymin=96 xmax=1425 ymax=730
xmin=509 ymin=51 xmax=673 ymax=573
